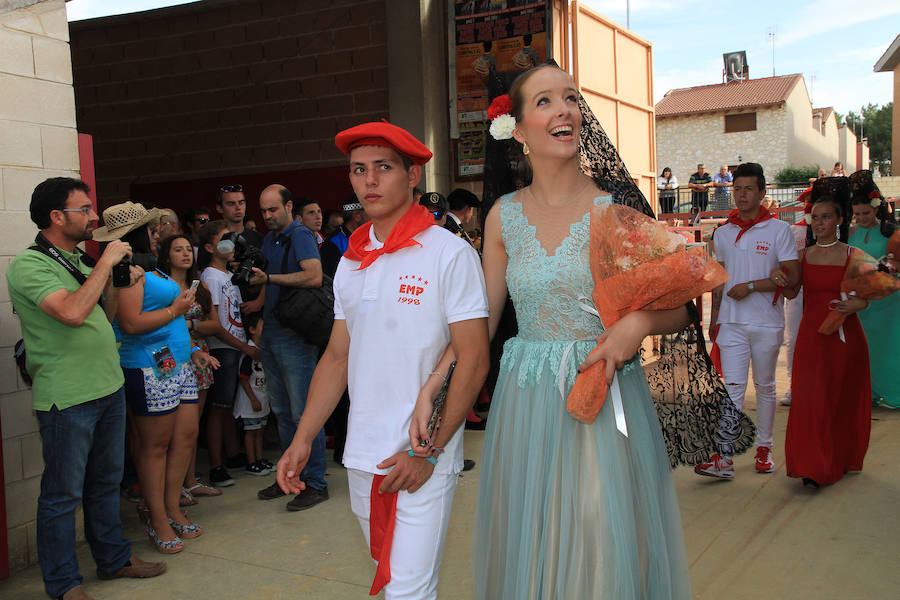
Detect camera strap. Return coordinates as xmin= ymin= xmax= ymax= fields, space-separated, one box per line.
xmin=29 ymin=234 xmax=102 ymax=306
xmin=32 ymin=233 xmax=91 ymax=284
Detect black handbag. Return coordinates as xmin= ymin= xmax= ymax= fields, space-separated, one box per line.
xmin=273 ymin=234 xmax=335 ymax=349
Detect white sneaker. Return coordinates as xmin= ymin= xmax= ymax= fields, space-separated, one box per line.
xmin=694 ymin=453 xmax=735 ymax=479
xmin=780 ymin=392 xmax=791 ymax=406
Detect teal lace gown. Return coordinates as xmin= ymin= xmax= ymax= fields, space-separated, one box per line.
xmin=473 ymin=193 xmax=692 ymax=599
xmin=848 ymin=226 xmax=900 ymax=407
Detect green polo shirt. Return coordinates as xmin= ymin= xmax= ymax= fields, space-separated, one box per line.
xmin=6 ymin=248 xmax=123 ymax=411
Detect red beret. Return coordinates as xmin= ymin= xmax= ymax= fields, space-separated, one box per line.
xmin=335 ymin=120 xmax=432 ymax=165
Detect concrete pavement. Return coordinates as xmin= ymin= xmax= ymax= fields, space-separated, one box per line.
xmin=2 ymin=347 xmax=898 ymax=599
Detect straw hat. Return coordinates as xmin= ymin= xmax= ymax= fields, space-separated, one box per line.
xmin=91 ymin=201 xmax=161 ymax=242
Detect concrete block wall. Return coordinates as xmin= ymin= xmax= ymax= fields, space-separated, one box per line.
xmin=69 ymin=0 xmax=388 ymax=207
xmin=0 ymin=0 xmax=79 ymax=573
xmin=877 ymin=175 xmax=900 ymax=199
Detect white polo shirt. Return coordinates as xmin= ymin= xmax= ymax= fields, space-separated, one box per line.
xmin=714 ymin=218 xmax=797 ymax=328
xmin=333 ymin=224 xmax=489 ymax=475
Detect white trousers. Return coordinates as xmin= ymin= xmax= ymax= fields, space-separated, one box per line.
xmin=347 ymin=468 xmax=457 ymax=600
xmin=783 ymin=290 xmax=803 ymax=380
xmin=717 ymin=323 xmax=784 ymax=449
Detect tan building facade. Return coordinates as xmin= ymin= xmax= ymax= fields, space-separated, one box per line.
xmin=656 ymin=74 xmax=868 ymax=185
xmin=0 ymin=0 xmax=79 ymax=573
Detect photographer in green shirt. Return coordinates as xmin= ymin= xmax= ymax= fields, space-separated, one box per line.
xmin=6 ymin=177 xmax=166 ymax=600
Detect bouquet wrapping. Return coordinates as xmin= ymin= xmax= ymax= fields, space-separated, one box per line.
xmin=567 ymin=203 xmax=729 ymax=424
xmin=818 ymin=247 xmax=900 ymax=335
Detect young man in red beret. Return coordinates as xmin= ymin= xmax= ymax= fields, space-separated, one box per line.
xmin=276 ymin=122 xmax=490 ymax=599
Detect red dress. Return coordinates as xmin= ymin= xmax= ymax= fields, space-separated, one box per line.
xmin=786 ymin=250 xmax=872 ymax=485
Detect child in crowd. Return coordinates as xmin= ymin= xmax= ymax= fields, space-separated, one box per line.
xmin=234 ymin=312 xmax=272 ymax=475
xmin=199 ymin=220 xmax=260 ymax=487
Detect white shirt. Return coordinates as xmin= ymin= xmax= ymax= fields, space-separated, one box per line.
xmin=333 ymin=225 xmax=489 ymax=475
xmin=714 ymin=218 xmax=798 ymax=327
xmin=233 ymin=341 xmax=269 ymax=419
xmin=201 ymin=267 xmax=246 ymax=350
xmin=656 ymin=175 xmax=678 ymax=191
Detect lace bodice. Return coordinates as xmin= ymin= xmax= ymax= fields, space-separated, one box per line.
xmin=501 ymin=192 xmax=609 ymax=342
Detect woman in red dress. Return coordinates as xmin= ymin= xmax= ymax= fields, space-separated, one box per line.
xmin=772 ymin=184 xmax=871 ymax=487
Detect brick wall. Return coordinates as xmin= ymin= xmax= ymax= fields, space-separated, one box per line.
xmin=69 ymin=0 xmax=388 ymax=211
xmin=0 ymin=0 xmax=79 ymax=574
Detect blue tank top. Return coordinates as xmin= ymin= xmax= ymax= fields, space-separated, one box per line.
xmin=118 ymin=270 xmax=192 ymax=368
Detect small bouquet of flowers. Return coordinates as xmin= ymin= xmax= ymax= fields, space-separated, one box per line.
xmin=818 ymin=247 xmax=900 ymax=335
xmin=567 ymin=203 xmax=729 ymax=423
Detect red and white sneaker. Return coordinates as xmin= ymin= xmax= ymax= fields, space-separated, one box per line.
xmin=754 ymin=446 xmax=776 ymax=473
xmin=694 ymin=453 xmax=734 ymax=479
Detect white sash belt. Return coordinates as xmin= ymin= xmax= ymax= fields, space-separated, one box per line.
xmin=557 ymin=298 xmax=629 ymax=437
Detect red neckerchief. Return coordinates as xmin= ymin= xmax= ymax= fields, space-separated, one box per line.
xmin=727 ymin=207 xmax=775 ymax=243
xmin=344 ymin=203 xmax=434 ymax=270
xmin=368 ymin=475 xmax=397 ymax=595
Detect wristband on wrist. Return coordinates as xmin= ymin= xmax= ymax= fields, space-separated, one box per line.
xmin=165 ymin=307 xmax=175 ymax=319
xmin=191 ymin=346 xmax=201 ymax=353
xmin=430 ymin=370 xmax=447 ymax=383
xmin=408 ymin=448 xmax=438 ymax=466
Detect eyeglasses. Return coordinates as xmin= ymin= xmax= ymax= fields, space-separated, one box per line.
xmin=219 ymin=184 xmax=243 ymax=193
xmin=195 ymin=217 xmax=210 ymax=224
xmin=431 ymin=211 xmax=444 ymax=219
xmin=61 ymin=207 xmax=93 ymax=215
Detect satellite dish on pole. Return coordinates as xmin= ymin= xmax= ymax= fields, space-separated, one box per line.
xmin=723 ymin=51 xmax=748 ymax=82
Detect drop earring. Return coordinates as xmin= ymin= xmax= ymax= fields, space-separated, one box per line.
xmin=523 ymin=142 xmax=530 ymax=155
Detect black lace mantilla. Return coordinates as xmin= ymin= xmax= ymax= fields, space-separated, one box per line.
xmin=643 ymin=305 xmax=756 ymax=468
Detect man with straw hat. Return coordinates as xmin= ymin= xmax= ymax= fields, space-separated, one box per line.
xmin=6 ymin=179 xmax=165 ymax=600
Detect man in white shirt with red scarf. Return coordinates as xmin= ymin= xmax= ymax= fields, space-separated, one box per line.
xmin=698 ymin=162 xmax=799 ymax=479
xmin=276 ymin=121 xmax=490 ymax=599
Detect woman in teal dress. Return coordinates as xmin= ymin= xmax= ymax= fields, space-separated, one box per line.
xmin=472 ymin=65 xmax=693 ymax=599
xmin=848 ymin=170 xmax=899 ymax=408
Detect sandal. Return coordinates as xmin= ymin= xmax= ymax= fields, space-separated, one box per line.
xmin=180 ymin=489 xmax=198 ymax=506
xmin=169 ymin=518 xmax=203 ymax=539
xmin=145 ymin=524 xmax=183 ymax=554
xmin=186 ymin=482 xmax=222 ymax=497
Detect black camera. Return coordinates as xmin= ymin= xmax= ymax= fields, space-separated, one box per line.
xmin=112 ymin=258 xmax=132 ymax=287
xmin=221 ymin=232 xmax=268 ymax=287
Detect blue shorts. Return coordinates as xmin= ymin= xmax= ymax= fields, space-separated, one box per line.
xmin=124 ymin=363 xmax=198 ymax=416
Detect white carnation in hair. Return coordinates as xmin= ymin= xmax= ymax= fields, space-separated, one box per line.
xmin=489 ymin=114 xmax=516 ymax=140
xmin=804 ymin=214 xmax=812 ymax=225
xmin=870 ymin=197 xmax=881 ymax=208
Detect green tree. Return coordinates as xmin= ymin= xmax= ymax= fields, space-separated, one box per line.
xmin=838 ymin=103 xmax=892 ymax=174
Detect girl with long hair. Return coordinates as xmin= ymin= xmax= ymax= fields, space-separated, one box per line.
xmin=774 ymin=184 xmax=872 ymax=487
xmin=472 ymin=64 xmax=693 ymax=599
xmin=156 ymin=234 xmax=224 ymax=502
xmin=114 ymin=214 xmax=219 ymax=553
xmin=847 ymin=171 xmax=899 ymax=408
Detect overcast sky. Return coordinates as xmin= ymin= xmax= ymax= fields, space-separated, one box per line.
xmin=66 ymin=0 xmax=897 ymax=116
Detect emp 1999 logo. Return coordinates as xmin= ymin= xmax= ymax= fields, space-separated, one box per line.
xmin=397 ymin=274 xmax=430 ymax=305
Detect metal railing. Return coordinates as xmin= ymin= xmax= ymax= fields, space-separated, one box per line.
xmin=659 ymin=182 xmax=810 ymax=224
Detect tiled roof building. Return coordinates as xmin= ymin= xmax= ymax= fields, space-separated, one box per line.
xmin=654 ymin=74 xmax=868 ymax=190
